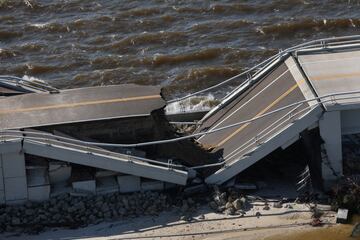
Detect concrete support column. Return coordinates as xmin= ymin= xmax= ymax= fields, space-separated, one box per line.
xmin=0 ymin=157 xmax=4 ymax=204
xmin=1 ymin=151 xmax=28 ymax=204
xmin=319 ymin=111 xmax=343 ymax=190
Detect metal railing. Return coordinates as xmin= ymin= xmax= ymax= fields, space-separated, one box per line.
xmin=1 ymin=90 xmax=359 ymax=148
xmin=0 ymin=131 xmax=186 ymax=169
xmin=0 ymin=75 xmax=59 ymax=93
xmin=1 ymin=90 xmax=360 ymax=170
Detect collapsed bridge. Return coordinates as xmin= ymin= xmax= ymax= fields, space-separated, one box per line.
xmin=1 ymin=35 xmax=360 ymax=204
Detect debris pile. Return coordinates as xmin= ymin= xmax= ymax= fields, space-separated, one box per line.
xmin=331 ymin=176 xmax=360 ymax=214
xmin=207 ymin=187 xmax=249 ymax=215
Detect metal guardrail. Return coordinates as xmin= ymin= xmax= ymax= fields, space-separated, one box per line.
xmin=0 ymin=132 xmax=186 ymax=169
xmin=0 ymin=75 xmax=59 ymax=93
xmin=1 ymin=90 xmax=360 ymax=148
xmin=0 ymin=88 xmax=356 ymax=171
xmin=167 ymin=35 xmax=360 ymax=104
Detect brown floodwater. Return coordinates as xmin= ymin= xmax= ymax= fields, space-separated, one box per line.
xmin=1 ymin=0 xmax=360 ymax=100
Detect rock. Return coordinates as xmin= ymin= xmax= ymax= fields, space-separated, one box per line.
xmin=25 ymin=209 xmax=35 ymax=216
xmin=227 ymin=195 xmax=235 ymax=203
xmin=101 ymin=203 xmax=110 ymax=212
xmin=240 ymin=197 xmax=247 ymax=205
xmin=224 ymin=207 xmax=235 ymax=215
xmin=217 ymin=206 xmax=226 ymax=212
xmin=209 ymin=201 xmax=218 ymax=210
xmin=225 ymin=202 xmax=234 ymax=209
xmin=187 ymin=198 xmax=195 ymax=205
xmin=273 ymin=201 xmax=282 ymax=208
xmin=351 ymin=223 xmax=360 ymax=237
xmin=104 ymin=211 xmax=112 ymax=219
xmin=122 ymin=197 xmax=129 ymax=209
xmin=118 ymin=207 xmax=126 ymax=216
xmin=89 ymin=215 xmax=96 ymax=222
xmin=181 ymin=202 xmax=189 ymax=213
xmin=219 ymin=192 xmax=227 ymax=205
xmin=233 ymin=199 xmax=243 ymax=210
xmin=11 ymin=217 xmax=21 ymax=225
xmin=52 ymin=213 xmax=61 ymax=221
xmin=191 ymin=178 xmax=203 ymax=184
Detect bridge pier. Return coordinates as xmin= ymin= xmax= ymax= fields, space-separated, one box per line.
xmin=0 ymin=145 xmax=28 ymax=204
xmin=319 ymin=111 xmax=343 ymax=190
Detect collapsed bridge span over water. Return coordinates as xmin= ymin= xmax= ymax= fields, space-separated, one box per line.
xmin=195 ymin=37 xmax=360 ymax=187
xmin=1 ymin=36 xmax=360 ymax=204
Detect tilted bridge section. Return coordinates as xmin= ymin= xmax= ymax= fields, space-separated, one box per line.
xmin=1 ymin=36 xmax=360 ymax=203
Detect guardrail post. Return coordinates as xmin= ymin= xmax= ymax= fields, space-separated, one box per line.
xmin=167 ymin=159 xmax=173 ymax=170
xmin=330 ymin=95 xmax=337 ymax=105
xmin=126 ymin=150 xmax=133 ymax=163
xmin=254 ymin=135 xmax=261 ymax=146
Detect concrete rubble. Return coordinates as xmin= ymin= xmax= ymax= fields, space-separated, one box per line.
xmin=0 ymin=191 xmax=169 ymax=234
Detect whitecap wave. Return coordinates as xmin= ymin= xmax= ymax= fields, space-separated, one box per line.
xmin=22 ymin=75 xmax=46 ymax=83
xmin=165 ymin=94 xmax=218 ymax=114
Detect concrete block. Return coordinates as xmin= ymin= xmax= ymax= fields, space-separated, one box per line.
xmin=28 ymin=185 xmax=50 ymax=202
xmin=27 ymin=168 xmax=49 ymax=187
xmin=97 ymin=176 xmax=119 ymax=194
xmin=95 ymin=170 xmax=118 ymax=178
xmin=117 ymin=175 xmax=140 ymax=193
xmin=72 ymin=180 xmax=96 ymax=194
xmin=164 ymin=182 xmax=177 ymax=190
xmin=0 ymin=190 xmax=4 ymax=204
xmin=2 ymin=152 xmax=25 ymax=178
xmin=4 ymin=177 xmax=27 ymax=201
xmin=336 ymin=208 xmax=349 ymax=223
xmin=141 ymin=180 xmax=164 ymax=191
xmin=51 ymin=184 xmax=72 ymax=197
xmin=319 ymin=111 xmax=343 ymax=189
xmin=6 ymin=199 xmax=27 ymax=205
xmin=49 ymin=162 xmax=71 ymax=184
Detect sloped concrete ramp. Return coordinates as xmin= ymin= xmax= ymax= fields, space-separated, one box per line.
xmin=298 ymin=49 xmax=360 ymax=109
xmin=196 ymin=55 xmax=323 ymax=184
xmin=0 ymin=133 xmax=188 ymax=185
xmin=0 ymin=84 xmax=165 ymax=129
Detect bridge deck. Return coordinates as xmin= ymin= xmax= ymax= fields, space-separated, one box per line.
xmin=298 ymin=49 xmax=360 ymax=109
xmin=0 ymin=84 xmax=165 ymax=129
xmin=196 ymin=57 xmax=316 ymax=163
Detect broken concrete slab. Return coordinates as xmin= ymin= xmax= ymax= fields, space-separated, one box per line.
xmin=117 ymin=175 xmax=141 ymax=193
xmin=141 ymin=180 xmax=164 ymax=191
xmin=28 ymin=185 xmax=50 ymax=202
xmin=49 ymin=161 xmax=71 ymax=184
xmin=97 ymin=176 xmax=119 ymax=194
xmin=72 ymin=180 xmax=96 ymax=194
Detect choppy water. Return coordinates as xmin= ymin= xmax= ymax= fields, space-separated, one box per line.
xmin=1 ymin=0 xmax=360 ymax=99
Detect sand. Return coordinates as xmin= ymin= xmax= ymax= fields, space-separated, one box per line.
xmin=0 ymin=202 xmax=340 ymax=240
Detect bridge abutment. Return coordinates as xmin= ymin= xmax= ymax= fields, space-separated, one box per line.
xmin=319 ymin=111 xmax=343 ymax=190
